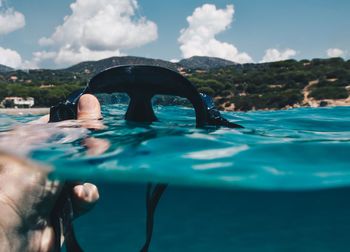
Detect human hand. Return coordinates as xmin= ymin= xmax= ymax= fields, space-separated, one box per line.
xmin=0 ymin=151 xmax=99 ymax=252
xmin=71 ymin=182 xmax=100 ymax=218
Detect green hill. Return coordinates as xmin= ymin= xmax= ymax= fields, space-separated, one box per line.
xmin=0 ymin=56 xmax=349 ymax=110
xmin=0 ymin=64 xmax=14 ymax=73
xmin=187 ymin=58 xmax=350 ymax=111
xmin=178 ymin=56 xmax=237 ymax=70
xmin=64 ymin=56 xmax=180 ymax=78
xmin=63 ymin=55 xmax=238 ymax=77
xmin=0 ymin=55 xmax=238 ymax=84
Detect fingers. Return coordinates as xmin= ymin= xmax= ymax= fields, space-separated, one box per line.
xmin=71 ymin=183 xmax=99 ymax=218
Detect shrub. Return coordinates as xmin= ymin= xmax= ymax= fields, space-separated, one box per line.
xmin=3 ymin=99 xmax=15 ymax=108
xmin=197 ymin=86 xmax=215 ymax=97
xmin=231 ymin=96 xmax=254 ymax=111
xmin=285 ymin=80 xmax=296 ymax=89
xmin=230 ymin=90 xmax=302 ymax=111
xmin=326 ymin=69 xmax=347 ymax=79
xmin=316 ymin=79 xmax=332 ymax=87
xmin=264 ymin=90 xmax=303 ymax=109
xmin=204 ymin=79 xmax=225 ymax=92
xmin=333 ymin=80 xmax=348 ymax=87
xmin=309 ymin=87 xmax=349 ymax=100
xmin=220 ymin=89 xmax=232 ymax=97
xmin=188 ymin=77 xmax=205 ymax=88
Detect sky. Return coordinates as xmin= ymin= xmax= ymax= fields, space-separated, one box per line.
xmin=0 ymin=0 xmax=349 ymax=69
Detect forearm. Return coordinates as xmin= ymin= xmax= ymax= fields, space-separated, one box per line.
xmin=0 ymin=197 xmax=26 ymax=252
xmin=0 ymin=218 xmax=56 ymax=252
xmin=0 ymin=152 xmax=61 ymax=252
xmin=0 ymin=222 xmax=13 ymax=252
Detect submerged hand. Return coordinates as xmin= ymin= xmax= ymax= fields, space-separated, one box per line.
xmin=0 ymin=151 xmax=99 ymax=252
xmin=72 ymin=182 xmax=99 ymax=218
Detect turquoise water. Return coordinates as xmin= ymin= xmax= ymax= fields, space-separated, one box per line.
xmin=1 ymin=106 xmax=350 ymax=251
xmin=7 ymin=105 xmax=349 ymax=190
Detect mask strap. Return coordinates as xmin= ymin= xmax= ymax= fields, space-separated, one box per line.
xmin=140 ymin=183 xmax=168 ymax=252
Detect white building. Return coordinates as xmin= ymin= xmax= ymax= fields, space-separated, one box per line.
xmin=1 ymin=97 xmax=35 ymax=108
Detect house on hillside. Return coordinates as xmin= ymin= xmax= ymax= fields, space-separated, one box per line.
xmin=8 ymin=76 xmax=18 ymax=82
xmin=40 ymin=84 xmax=55 ymax=88
xmin=1 ymin=97 xmax=35 ymax=108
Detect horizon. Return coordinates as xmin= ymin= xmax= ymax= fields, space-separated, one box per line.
xmin=0 ymin=0 xmax=349 ymax=69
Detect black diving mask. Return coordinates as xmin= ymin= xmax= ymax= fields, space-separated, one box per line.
xmin=49 ymin=65 xmax=242 ymax=128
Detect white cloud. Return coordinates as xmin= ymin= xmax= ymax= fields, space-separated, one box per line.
xmin=54 ymin=47 xmax=126 ymax=66
xmin=37 ymin=0 xmax=157 ymax=67
xmin=33 ymin=51 xmax=57 ymax=61
xmin=0 ymin=3 xmax=28 ymax=68
xmin=0 ymin=46 xmax=22 ymax=68
xmin=327 ymin=48 xmax=346 ymax=58
xmin=178 ymin=4 xmax=253 ymax=64
xmin=0 ymin=7 xmax=25 ymax=35
xmin=21 ymin=51 xmax=57 ymax=69
xmin=0 ymin=46 xmax=41 ymax=69
xmin=260 ymin=48 xmax=297 ymax=63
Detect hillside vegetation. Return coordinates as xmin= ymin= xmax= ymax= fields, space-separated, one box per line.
xmin=0 ymin=57 xmax=349 ymax=110
xmin=188 ymin=58 xmax=350 ymax=111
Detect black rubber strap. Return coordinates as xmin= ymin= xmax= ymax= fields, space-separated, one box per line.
xmin=51 ymin=183 xmax=84 ymax=252
xmin=65 ymin=220 xmax=84 ymax=252
xmin=140 ymin=183 xmax=168 ymax=252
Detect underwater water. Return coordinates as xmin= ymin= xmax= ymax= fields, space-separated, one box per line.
xmin=1 ymin=106 xmax=350 ymax=251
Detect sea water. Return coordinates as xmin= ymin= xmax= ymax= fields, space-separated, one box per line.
xmin=1 ymin=106 xmax=350 ymax=251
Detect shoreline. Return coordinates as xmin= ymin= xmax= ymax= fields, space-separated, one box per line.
xmin=225 ymin=105 xmax=350 ymax=112
xmin=0 ymin=103 xmax=349 ymax=115
xmin=221 ymin=96 xmax=350 ymax=112
xmin=223 ymin=103 xmax=350 ymax=112
xmin=0 ymin=108 xmax=50 ymax=115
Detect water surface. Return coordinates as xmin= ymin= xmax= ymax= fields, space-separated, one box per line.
xmin=1 ymin=106 xmax=350 ymax=251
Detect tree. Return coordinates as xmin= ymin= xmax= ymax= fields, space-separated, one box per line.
xmin=198 ymin=87 xmax=215 ymax=97
xmin=309 ymin=87 xmax=349 ymax=100
xmin=220 ymin=89 xmax=232 ymax=97
xmin=0 ymin=83 xmax=8 ymax=101
xmin=3 ymin=99 xmax=14 ymax=108
xmin=204 ymin=79 xmax=225 ymax=92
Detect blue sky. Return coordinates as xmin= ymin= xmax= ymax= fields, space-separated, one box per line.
xmin=0 ymin=0 xmax=349 ymax=69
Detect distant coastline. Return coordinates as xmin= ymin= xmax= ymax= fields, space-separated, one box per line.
xmin=1 ymin=56 xmax=349 ymax=112
xmin=0 ymin=108 xmax=49 ymax=115
xmin=1 ymin=102 xmax=350 ymax=117
xmin=219 ymin=89 xmax=350 ymax=112
xmin=222 ymin=102 xmax=350 ymax=112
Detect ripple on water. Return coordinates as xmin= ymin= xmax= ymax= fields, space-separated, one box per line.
xmin=1 ymin=106 xmax=350 ymax=190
